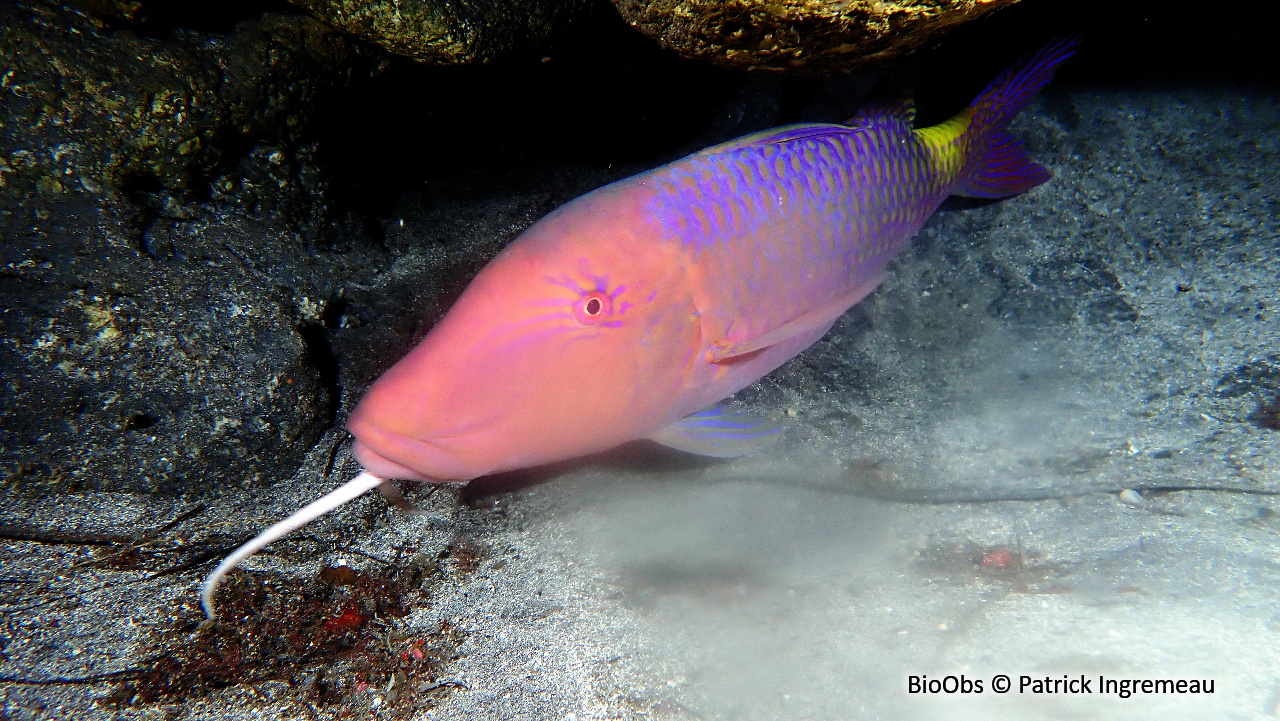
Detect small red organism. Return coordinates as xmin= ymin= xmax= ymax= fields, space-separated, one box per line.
xmin=322 ymin=606 xmax=366 ymax=633
xmin=399 ymin=641 xmax=426 ymax=662
xmin=980 ymin=547 xmax=1016 ymax=570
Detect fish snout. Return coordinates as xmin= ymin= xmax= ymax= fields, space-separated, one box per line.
xmin=347 ymin=415 xmax=482 ymax=482
xmin=350 ymin=439 xmax=440 ymax=482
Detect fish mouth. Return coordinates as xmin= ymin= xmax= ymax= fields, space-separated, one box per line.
xmin=348 ymin=422 xmax=481 ymax=483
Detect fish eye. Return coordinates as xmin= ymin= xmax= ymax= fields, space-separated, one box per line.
xmin=574 ymin=291 xmax=611 ymax=325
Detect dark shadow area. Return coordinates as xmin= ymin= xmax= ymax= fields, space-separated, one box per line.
xmin=299 ymin=324 xmax=342 ymax=427
xmin=40 ymin=0 xmax=1280 ymax=231
xmin=311 ymin=5 xmax=741 ymax=219
xmin=934 ymin=195 xmax=1006 ymax=213
xmin=306 ymin=0 xmax=1280 ymax=222
xmin=462 ymin=441 xmax=724 ymax=503
xmin=902 ymin=0 xmax=1280 ymax=127
xmin=73 ymin=0 xmax=299 ymax=36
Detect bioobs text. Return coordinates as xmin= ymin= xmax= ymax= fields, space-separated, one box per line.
xmin=907 ymin=675 xmax=983 ymax=694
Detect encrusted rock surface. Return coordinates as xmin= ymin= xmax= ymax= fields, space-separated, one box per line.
xmin=0 ymin=1 xmax=362 ymax=198
xmin=612 ymin=0 xmax=1020 ymax=74
xmin=0 ymin=1 xmax=384 ymax=495
xmin=286 ymin=0 xmax=594 ymax=64
xmin=0 ymin=196 xmax=333 ymax=494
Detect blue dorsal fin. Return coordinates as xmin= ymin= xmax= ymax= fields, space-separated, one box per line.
xmin=695 ymin=123 xmax=852 ymax=157
xmin=648 ymin=407 xmax=789 ymax=458
xmin=846 ymin=95 xmax=917 ymax=128
xmin=694 ymin=97 xmax=918 ymax=158
xmin=696 ymin=96 xmax=918 ymax=158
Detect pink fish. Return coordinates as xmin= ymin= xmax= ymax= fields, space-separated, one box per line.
xmin=202 ymin=38 xmax=1079 ymax=617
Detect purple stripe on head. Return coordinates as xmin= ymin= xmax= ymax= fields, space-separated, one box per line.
xmin=484 ymin=318 xmax=579 ymax=355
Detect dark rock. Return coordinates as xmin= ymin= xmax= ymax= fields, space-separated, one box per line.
xmin=0 ymin=195 xmax=338 ymax=494
xmin=0 ymin=1 xmax=387 ymax=497
xmin=1218 ymin=355 xmax=1280 ymax=431
xmin=1216 ymin=354 xmax=1280 ymax=399
xmin=0 ymin=1 xmax=364 ymax=200
xmin=985 ymin=252 xmax=1139 ymax=326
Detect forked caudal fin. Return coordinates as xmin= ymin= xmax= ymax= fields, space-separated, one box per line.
xmin=201 ymin=471 xmax=385 ymax=618
xmin=947 ymin=36 xmax=1082 ymax=199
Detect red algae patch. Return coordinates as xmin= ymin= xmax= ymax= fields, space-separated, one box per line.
xmin=107 ymin=538 xmax=484 ymax=718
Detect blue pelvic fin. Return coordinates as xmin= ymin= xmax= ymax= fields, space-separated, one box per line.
xmin=648 ymin=407 xmax=789 ymax=458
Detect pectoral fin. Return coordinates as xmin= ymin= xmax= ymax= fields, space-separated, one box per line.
xmin=648 ymin=407 xmax=788 ymax=458
xmin=707 ymin=273 xmax=885 ymax=362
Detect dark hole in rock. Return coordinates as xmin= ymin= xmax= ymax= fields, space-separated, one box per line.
xmin=124 ymin=412 xmax=158 ymax=431
xmin=299 ymin=323 xmax=341 ymax=425
xmin=117 ymin=170 xmax=164 ymax=197
xmin=321 ymin=296 xmax=347 ymax=329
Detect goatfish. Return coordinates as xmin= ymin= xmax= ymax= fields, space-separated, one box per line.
xmin=202 ymin=38 xmax=1080 ymax=617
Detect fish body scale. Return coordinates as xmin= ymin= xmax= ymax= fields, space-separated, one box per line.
xmin=651 ymin=121 xmax=949 ymax=332
xmin=641 ymin=118 xmax=957 ymax=415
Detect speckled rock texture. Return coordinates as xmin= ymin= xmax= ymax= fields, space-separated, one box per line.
xmin=0 ymin=1 xmax=362 ymax=198
xmin=0 ymin=135 xmax=552 ymax=496
xmin=286 ymin=0 xmax=594 ymax=64
xmin=0 ymin=1 xmax=387 ymax=495
xmin=612 ymin=0 xmax=1020 ymax=74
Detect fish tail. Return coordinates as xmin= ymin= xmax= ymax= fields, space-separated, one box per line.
xmin=918 ymin=36 xmax=1081 ymax=199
